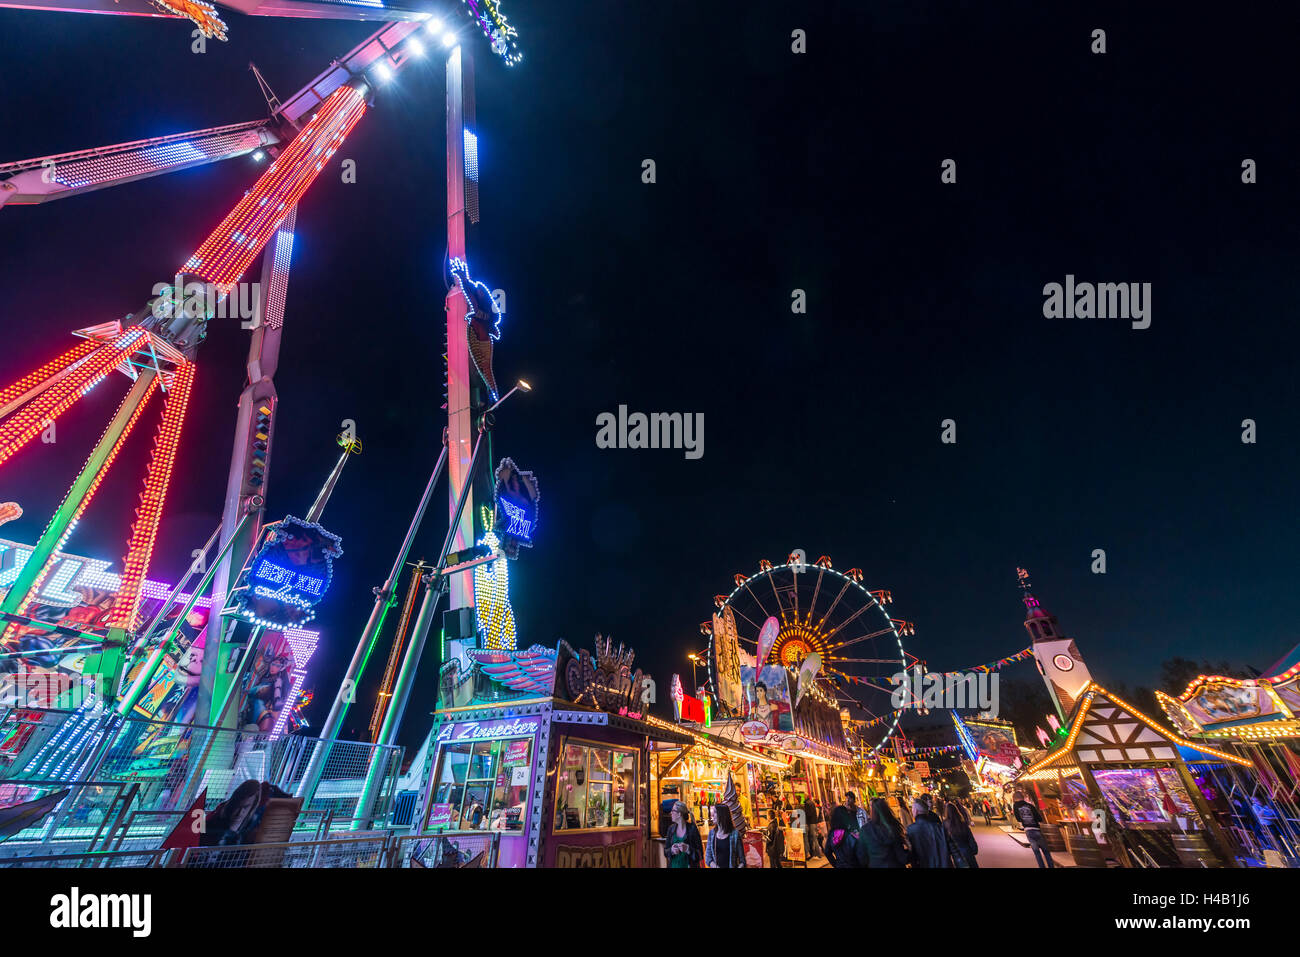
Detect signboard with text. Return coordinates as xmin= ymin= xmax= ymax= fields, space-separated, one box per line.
xmin=228 ymin=516 xmax=342 ymax=629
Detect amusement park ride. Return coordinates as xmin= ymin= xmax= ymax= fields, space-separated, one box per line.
xmin=0 ymin=1 xmax=527 ymax=803
xmin=703 ymin=553 xmax=919 ymax=755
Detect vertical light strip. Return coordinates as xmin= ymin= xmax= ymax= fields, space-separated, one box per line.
xmin=107 ymin=361 xmax=196 ymax=630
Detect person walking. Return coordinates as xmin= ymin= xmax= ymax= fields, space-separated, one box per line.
xmin=665 ymin=800 xmax=703 ymax=868
xmin=802 ymin=795 xmax=821 ymax=859
xmin=943 ymin=800 xmax=979 ymax=868
xmin=814 ymin=798 xmax=828 ymax=856
xmin=980 ymin=797 xmax=992 ymax=826
xmin=854 ymin=798 xmax=907 ymax=868
xmin=845 ymin=791 xmax=868 ymax=831
xmin=825 ymin=805 xmax=860 ymax=867
xmin=905 ymin=796 xmax=952 ymax=868
xmin=706 ymin=804 xmax=745 ymax=868
xmin=1012 ymin=790 xmax=1056 ymax=868
xmin=764 ymin=812 xmax=785 ymax=869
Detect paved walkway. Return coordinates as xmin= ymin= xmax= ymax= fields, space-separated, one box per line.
xmin=970 ymin=822 xmax=1073 ymax=868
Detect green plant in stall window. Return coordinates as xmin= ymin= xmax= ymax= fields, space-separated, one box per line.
xmin=587 ymin=790 xmax=607 ymax=827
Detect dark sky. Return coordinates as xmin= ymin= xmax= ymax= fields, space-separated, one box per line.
xmin=1 ymin=1 xmax=1298 ymax=751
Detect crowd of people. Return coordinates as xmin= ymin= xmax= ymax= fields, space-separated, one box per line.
xmin=666 ymin=790 xmax=1015 ymax=868
xmin=820 ymin=792 xmax=983 ymax=868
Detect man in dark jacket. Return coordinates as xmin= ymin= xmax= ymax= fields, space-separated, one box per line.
xmin=803 ymin=796 xmax=822 ymax=858
xmin=764 ymin=815 xmax=785 ymax=869
xmin=1012 ymin=790 xmax=1056 ymax=868
xmin=905 ymin=796 xmax=951 ymax=867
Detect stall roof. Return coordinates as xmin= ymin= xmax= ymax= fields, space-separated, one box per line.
xmin=1019 ymin=682 xmax=1251 ymax=778
xmin=649 ymin=721 xmax=791 ymax=769
xmin=553 ymin=706 xmax=696 ymax=746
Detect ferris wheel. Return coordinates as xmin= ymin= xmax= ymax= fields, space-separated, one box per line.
xmin=702 ymin=551 xmax=917 ymax=755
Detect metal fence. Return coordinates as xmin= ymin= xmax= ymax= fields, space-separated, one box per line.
xmin=0 ymin=708 xmax=405 ymax=846
xmin=179 ymin=834 xmax=392 ymax=868
xmin=0 ymin=830 xmax=511 ymax=869
xmin=0 ymin=847 xmax=170 ymax=868
xmin=388 ymin=832 xmax=500 ymax=868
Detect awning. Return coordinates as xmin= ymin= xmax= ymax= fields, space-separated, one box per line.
xmin=553 ymin=708 xmax=695 ymax=746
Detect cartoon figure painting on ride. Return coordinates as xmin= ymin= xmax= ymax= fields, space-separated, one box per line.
xmin=704 ymin=552 xmax=917 ymax=755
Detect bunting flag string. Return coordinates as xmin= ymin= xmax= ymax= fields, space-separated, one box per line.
xmin=855 ymin=710 xmax=902 ymax=730
xmin=929 ymin=647 xmax=1034 ymax=678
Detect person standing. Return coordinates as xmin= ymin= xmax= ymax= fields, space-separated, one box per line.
xmin=981 ymin=797 xmax=992 ymax=826
xmin=825 ymin=805 xmax=860 ymax=867
xmin=706 ymin=804 xmax=745 ymax=868
xmin=802 ymin=794 xmax=821 ymax=859
xmin=814 ymin=797 xmax=828 ymax=856
xmin=906 ymin=796 xmax=952 ymax=868
xmin=665 ymin=801 xmax=702 ymax=868
xmin=855 ymin=797 xmax=908 ymax=868
xmin=1012 ymin=790 xmax=1056 ymax=868
xmin=846 ymin=791 xmax=868 ymax=831
xmin=943 ymin=800 xmax=979 ymax=868
xmin=764 ymin=812 xmax=785 ymax=869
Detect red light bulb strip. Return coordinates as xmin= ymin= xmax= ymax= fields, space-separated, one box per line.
xmin=0 ymin=338 xmax=100 ymax=413
xmin=0 ymin=374 xmax=161 ymax=637
xmin=106 ymin=361 xmax=196 ymax=631
xmin=185 ymin=84 xmax=368 ymax=288
xmin=0 ymin=328 xmax=147 ymax=470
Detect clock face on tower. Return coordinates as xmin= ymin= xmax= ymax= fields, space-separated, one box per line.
xmin=1053 ymin=653 xmax=1075 ymax=672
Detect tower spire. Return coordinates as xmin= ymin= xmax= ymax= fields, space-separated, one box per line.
xmin=1016 ymin=568 xmax=1094 ymax=722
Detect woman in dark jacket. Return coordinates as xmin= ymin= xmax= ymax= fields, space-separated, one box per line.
xmin=665 ymin=801 xmax=703 ymax=868
xmin=943 ymin=800 xmax=979 ymax=868
xmin=824 ymin=805 xmax=859 ymax=867
xmin=855 ymin=798 xmax=908 ymax=868
xmin=705 ymin=804 xmax=745 ymax=868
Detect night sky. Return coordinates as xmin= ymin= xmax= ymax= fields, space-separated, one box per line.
xmin=1 ymin=2 xmax=1298 ymax=751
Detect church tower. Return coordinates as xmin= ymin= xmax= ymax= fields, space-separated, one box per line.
xmin=1018 ymin=568 xmax=1093 ymax=722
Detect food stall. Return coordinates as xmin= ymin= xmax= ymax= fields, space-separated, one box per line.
xmin=1016 ymin=681 xmax=1251 ymax=867
xmin=412 ymin=636 xmax=693 ymax=867
xmin=1156 ymin=657 xmax=1300 ymax=866
xmin=647 ymin=717 xmax=787 ymax=865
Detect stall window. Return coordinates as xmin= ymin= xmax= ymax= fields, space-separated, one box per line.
xmin=430 ymin=737 xmax=533 ymax=832
xmin=1093 ymin=767 xmax=1199 ymax=827
xmin=554 ymin=738 xmax=638 ymax=830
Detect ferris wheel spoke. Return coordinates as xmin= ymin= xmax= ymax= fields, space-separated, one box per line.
xmin=729 ymin=606 xmax=762 ymax=641
xmin=742 ymin=582 xmax=774 ymax=624
xmin=825 ymin=624 xmax=895 ymax=651
xmin=815 ymin=580 xmax=852 ymax=629
xmin=806 ymin=565 xmax=826 ymax=626
xmin=818 ymin=602 xmax=875 ymax=644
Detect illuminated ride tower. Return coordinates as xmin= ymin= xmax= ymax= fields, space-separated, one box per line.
xmin=1019 ymin=568 xmax=1094 ymax=724
xmin=0 ymin=80 xmax=371 ymax=706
